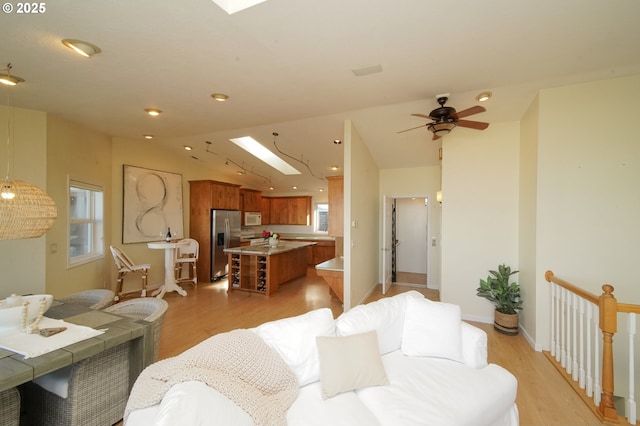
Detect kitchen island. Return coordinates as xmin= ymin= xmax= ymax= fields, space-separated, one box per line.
xmin=224 ymin=241 xmax=315 ymax=296
xmin=315 ymin=257 xmax=344 ymax=303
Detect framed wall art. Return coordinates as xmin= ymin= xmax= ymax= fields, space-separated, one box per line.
xmin=122 ymin=165 xmax=184 ymax=243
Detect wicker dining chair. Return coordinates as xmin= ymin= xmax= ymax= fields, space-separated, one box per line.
xmin=104 ymin=297 xmax=169 ymax=363
xmin=25 ymin=343 xmax=130 ymax=426
xmin=59 ymin=289 xmax=115 ymax=310
xmin=0 ymin=387 xmax=20 ymax=426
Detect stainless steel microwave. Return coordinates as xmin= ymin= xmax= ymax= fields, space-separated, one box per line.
xmin=244 ymin=212 xmax=262 ymax=226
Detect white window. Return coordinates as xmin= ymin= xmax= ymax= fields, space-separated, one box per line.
xmin=68 ymin=179 xmax=104 ymax=267
xmin=314 ymin=203 xmax=329 ymax=233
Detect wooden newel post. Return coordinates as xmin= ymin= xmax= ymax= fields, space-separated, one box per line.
xmin=598 ymin=284 xmax=619 ymax=423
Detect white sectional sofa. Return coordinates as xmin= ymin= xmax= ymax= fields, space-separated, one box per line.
xmin=125 ymin=291 xmax=519 ymax=426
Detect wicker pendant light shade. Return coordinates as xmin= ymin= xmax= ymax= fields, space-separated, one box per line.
xmin=0 ymin=179 xmax=57 ymax=239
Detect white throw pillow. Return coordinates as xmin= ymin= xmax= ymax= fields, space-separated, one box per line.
xmin=336 ymin=290 xmax=423 ymax=355
xmin=254 ymin=308 xmax=335 ymax=386
xmin=316 ymin=330 xmax=389 ymax=399
xmin=401 ymin=296 xmax=463 ymax=362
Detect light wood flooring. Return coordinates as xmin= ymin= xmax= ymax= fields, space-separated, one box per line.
xmin=151 ymin=268 xmax=602 ymax=425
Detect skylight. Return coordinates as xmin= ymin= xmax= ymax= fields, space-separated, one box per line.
xmin=211 ymin=0 xmax=267 ymax=14
xmin=229 ymin=136 xmax=301 ymax=175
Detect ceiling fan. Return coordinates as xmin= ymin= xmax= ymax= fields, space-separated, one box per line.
xmin=398 ymin=95 xmax=489 ymax=140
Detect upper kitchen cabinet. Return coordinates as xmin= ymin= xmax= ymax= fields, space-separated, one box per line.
xmin=327 ymin=176 xmax=344 ymax=237
xmin=261 ymin=196 xmax=271 ymax=225
xmin=267 ymin=196 xmax=312 ymax=225
xmin=189 ymin=180 xmax=241 ymax=212
xmin=240 ymin=188 xmax=262 ymax=212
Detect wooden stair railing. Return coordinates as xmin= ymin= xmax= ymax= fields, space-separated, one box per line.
xmin=545 ymin=270 xmax=640 ymax=425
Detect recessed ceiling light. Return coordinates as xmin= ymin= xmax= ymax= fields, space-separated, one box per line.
xmin=145 ymin=108 xmax=162 ymax=116
xmin=143 ymin=135 xmax=154 ymax=139
xmin=184 ymin=145 xmax=192 ymax=151
xmin=229 ymin=136 xmax=301 ymax=175
xmin=331 ymin=165 xmax=339 ymax=171
xmin=318 ymin=188 xmax=324 ymax=192
xmin=211 ymin=93 xmax=229 ymax=102
xmin=333 ymin=139 xmax=342 ymax=145
xmin=211 ymin=0 xmax=267 ymax=15
xmin=268 ymin=186 xmax=274 ymax=191
xmin=292 ymin=186 xmax=298 ymax=190
xmin=476 ymin=91 xmax=492 ymax=102
xmin=61 ymin=39 xmax=102 ymax=58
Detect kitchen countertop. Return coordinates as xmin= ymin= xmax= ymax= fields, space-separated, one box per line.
xmin=240 ymin=234 xmax=335 ymax=243
xmin=224 ymin=240 xmax=315 ymax=256
xmin=315 ymin=257 xmax=344 ymax=272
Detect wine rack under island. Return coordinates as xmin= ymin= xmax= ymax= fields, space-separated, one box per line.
xmin=224 ymin=241 xmax=315 ymax=296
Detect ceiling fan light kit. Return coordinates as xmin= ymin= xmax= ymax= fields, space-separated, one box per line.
xmin=398 ymin=95 xmax=489 ymax=138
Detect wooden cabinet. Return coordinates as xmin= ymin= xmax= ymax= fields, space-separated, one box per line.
xmin=267 ymin=196 xmax=312 ymax=225
xmin=281 ymin=239 xmax=336 ymax=266
xmin=261 ymin=196 xmax=270 ymax=225
xmin=240 ymin=188 xmax=262 ymax=225
xmin=327 ymin=176 xmax=344 ymax=237
xmin=229 ymin=253 xmax=268 ymax=294
xmin=189 ymin=180 xmax=241 ymax=282
xmin=240 ymin=188 xmax=262 ymax=212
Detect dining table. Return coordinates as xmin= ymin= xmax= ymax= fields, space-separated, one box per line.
xmin=147 ymin=240 xmax=189 ymax=299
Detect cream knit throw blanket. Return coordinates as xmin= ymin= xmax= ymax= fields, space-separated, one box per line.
xmin=124 ymin=329 xmax=298 ymax=425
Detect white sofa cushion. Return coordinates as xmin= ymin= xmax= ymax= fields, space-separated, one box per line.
xmin=461 ymin=322 xmax=488 ymax=368
xmin=316 ymin=331 xmax=389 ymax=399
xmin=401 ymin=296 xmax=463 ymax=362
xmin=356 ymin=350 xmax=518 ymax=426
xmin=335 ymin=290 xmax=423 ymax=354
xmin=254 ymin=308 xmax=335 ymax=386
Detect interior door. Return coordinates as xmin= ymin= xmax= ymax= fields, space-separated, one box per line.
xmin=382 ymin=196 xmax=394 ymax=294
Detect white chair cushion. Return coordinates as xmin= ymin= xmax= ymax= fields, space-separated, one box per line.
xmin=32 ymin=365 xmax=72 ymax=398
xmin=253 ymin=308 xmax=335 ymax=386
xmin=335 ymin=290 xmax=423 ymax=355
xmin=401 ymin=296 xmax=463 ymax=362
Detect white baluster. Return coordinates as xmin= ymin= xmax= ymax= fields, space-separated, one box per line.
xmin=586 ymin=302 xmax=593 ymax=397
xmin=566 ymin=290 xmax=573 ymax=375
xmin=556 ymin=284 xmax=562 ymax=362
xmin=551 ymin=283 xmax=556 ymax=357
xmin=561 ymin=288 xmax=567 ymax=368
xmin=594 ymin=304 xmax=601 ymax=407
xmin=627 ymin=313 xmax=636 ymax=425
xmin=572 ymin=293 xmax=579 ymax=381
xmin=579 ymin=297 xmax=585 ymax=389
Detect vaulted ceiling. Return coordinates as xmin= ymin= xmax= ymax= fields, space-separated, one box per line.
xmin=3 ymin=0 xmax=640 ymax=192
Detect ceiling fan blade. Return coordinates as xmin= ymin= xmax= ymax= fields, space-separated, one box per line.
xmin=397 ymin=124 xmax=427 ymax=134
xmin=432 ymin=133 xmax=441 ymax=141
xmin=457 ymin=119 xmax=489 ymax=130
xmin=411 ymin=113 xmax=432 ymax=119
xmin=453 ymin=105 xmax=486 ymax=119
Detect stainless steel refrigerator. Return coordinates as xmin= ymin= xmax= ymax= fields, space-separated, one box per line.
xmin=210 ymin=209 xmax=241 ymax=280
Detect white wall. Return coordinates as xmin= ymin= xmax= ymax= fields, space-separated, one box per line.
xmin=441 ymin=122 xmax=520 ymax=322
xmin=379 ymin=166 xmax=441 ymax=287
xmin=344 ymin=120 xmax=380 ymax=310
xmin=395 ymin=197 xmax=428 ymax=274
xmin=0 ymin=106 xmax=48 ymax=297
xmin=519 ymin=95 xmax=539 ymax=342
xmin=535 ymin=74 xmax=640 ymax=345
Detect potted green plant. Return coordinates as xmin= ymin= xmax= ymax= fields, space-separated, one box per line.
xmin=476 ymin=264 xmax=523 ymax=335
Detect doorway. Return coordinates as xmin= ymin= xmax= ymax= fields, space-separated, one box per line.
xmin=382 ymin=196 xmax=429 ymax=293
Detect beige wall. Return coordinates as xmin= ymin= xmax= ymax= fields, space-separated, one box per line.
xmin=45 ymin=115 xmax=113 ymax=297
xmin=519 ymin=95 xmax=539 ymax=345
xmin=344 ymin=120 xmax=380 ymax=310
xmin=379 ymin=166 xmax=441 ymax=288
xmin=535 ymin=74 xmax=640 ymax=344
xmin=440 ymin=121 xmax=521 ymax=321
xmin=0 ymin=106 xmax=48 ymax=297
